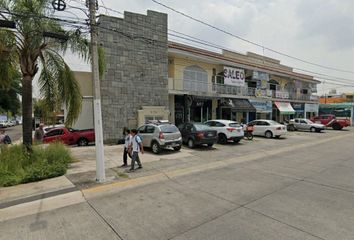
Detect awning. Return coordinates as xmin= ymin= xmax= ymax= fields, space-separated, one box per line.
xmin=274 ymin=102 xmax=295 ymax=115
xmin=249 ymin=100 xmax=272 ymax=113
xmin=230 ymin=99 xmax=256 ymax=112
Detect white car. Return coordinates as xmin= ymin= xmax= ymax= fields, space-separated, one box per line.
xmin=204 ymin=120 xmax=244 ymax=144
xmin=247 ymin=119 xmax=287 ymax=138
xmin=0 ymin=120 xmax=9 ymax=128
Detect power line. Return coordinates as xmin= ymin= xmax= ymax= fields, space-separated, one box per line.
xmin=152 ymin=0 xmax=354 ymax=75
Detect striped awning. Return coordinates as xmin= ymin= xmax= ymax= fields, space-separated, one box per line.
xmin=274 ymin=102 xmax=295 ymax=115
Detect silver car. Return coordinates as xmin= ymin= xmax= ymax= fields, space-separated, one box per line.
xmin=288 ymin=118 xmax=325 ymax=132
xmin=137 ymin=121 xmax=182 ymax=154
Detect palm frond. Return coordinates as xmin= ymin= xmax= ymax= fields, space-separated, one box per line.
xmin=39 ymin=49 xmax=82 ymax=127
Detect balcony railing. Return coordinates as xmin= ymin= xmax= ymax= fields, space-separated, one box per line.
xmin=168 ymin=78 xmax=318 ymax=102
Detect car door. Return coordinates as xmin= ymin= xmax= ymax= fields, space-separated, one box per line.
xmin=44 ymin=129 xmax=64 ymax=143
xmin=145 ymin=125 xmax=156 ymax=146
xmin=137 ymin=125 xmax=148 ymax=147
xmin=299 ymin=119 xmax=309 ymax=130
xmin=256 ymin=121 xmax=268 ymax=135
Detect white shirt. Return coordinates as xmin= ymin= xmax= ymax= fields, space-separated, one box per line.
xmin=124 ymin=134 xmax=132 ymax=148
xmin=132 ymin=135 xmax=142 ymax=152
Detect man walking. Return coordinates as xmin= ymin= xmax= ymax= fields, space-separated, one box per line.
xmin=128 ymin=129 xmax=143 ymax=172
xmin=34 ymin=123 xmax=45 ymax=143
xmin=120 ymin=129 xmax=132 ymax=167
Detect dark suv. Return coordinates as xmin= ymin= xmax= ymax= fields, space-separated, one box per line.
xmin=137 ymin=121 xmax=182 ymax=154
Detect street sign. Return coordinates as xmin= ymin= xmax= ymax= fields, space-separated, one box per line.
xmin=52 ymin=0 xmax=66 ymax=11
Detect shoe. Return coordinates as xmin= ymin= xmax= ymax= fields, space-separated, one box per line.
xmin=128 ymin=168 xmax=135 ymax=172
xmin=119 ymin=164 xmax=127 ymax=168
xmin=137 ymin=166 xmax=143 ymax=169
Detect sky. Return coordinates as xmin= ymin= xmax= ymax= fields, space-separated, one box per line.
xmin=38 ymin=0 xmax=354 ymax=97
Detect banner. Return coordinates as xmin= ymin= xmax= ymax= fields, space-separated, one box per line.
xmin=223 ymin=66 xmax=245 ymax=87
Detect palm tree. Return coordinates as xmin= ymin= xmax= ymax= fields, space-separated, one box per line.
xmin=0 ymin=0 xmax=89 ymax=147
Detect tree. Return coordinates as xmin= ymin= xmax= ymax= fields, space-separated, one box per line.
xmin=0 ymin=0 xmax=89 ymax=147
xmin=0 ymin=74 xmax=21 ymax=116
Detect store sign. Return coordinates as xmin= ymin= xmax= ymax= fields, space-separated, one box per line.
xmin=275 ymin=91 xmax=290 ymax=99
xmin=305 ymin=103 xmax=319 ymax=113
xmin=255 ymin=89 xmax=272 ymax=98
xmin=249 ymin=100 xmax=272 ymax=113
xmin=310 ymin=95 xmax=319 ymax=101
xmin=223 ymin=66 xmax=245 ymax=87
xmin=292 ymin=103 xmax=304 ymax=112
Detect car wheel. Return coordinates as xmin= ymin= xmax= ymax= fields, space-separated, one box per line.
xmin=187 ymin=139 xmax=195 ymax=148
xmin=316 ymin=129 xmax=322 ymax=133
xmin=332 ymin=124 xmax=342 ymax=130
xmin=173 ymin=146 xmax=181 ymax=151
xmin=218 ymin=133 xmax=228 ymax=144
xmin=288 ymin=125 xmax=295 ymax=131
xmin=265 ymin=131 xmax=273 ymax=139
xmin=207 ymin=143 xmax=213 ymax=148
xmin=151 ymin=141 xmax=161 ymax=154
xmin=77 ymin=138 xmax=88 ymax=146
xmin=310 ymin=127 xmax=316 ymax=132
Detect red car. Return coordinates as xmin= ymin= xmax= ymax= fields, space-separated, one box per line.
xmin=311 ymin=114 xmax=350 ymax=130
xmin=43 ymin=127 xmax=95 ymax=146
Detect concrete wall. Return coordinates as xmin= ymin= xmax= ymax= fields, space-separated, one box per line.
xmin=98 ymin=11 xmax=169 ymax=141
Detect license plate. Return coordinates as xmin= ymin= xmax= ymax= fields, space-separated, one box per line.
xmin=207 ymin=133 xmax=213 ymax=137
xmin=171 ymin=143 xmax=179 ymax=147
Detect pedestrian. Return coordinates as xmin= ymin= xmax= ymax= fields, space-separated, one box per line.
xmin=120 ymin=129 xmax=132 ymax=167
xmin=128 ymin=129 xmax=144 ymax=172
xmin=0 ymin=130 xmax=11 ymax=144
xmin=34 ymin=123 xmax=45 ymax=143
xmin=0 ymin=130 xmax=6 ymax=144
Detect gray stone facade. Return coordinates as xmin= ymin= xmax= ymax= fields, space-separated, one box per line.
xmin=98 ymin=11 xmax=169 ymax=142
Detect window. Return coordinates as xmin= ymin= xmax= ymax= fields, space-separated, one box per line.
xmin=138 ymin=126 xmax=146 ymax=134
xmin=215 ymin=122 xmax=225 ymax=127
xmin=46 ymin=129 xmax=63 ymax=137
xmin=300 ymin=120 xmax=307 ymax=124
xmin=183 ymin=65 xmax=208 ymax=92
xmin=145 ymin=116 xmax=163 ymax=122
xmin=205 ymin=121 xmax=214 ymax=127
xmin=160 ymin=124 xmax=179 ymax=133
xmin=295 ymin=119 xmax=300 ymax=123
xmin=146 ymin=126 xmax=155 ymax=134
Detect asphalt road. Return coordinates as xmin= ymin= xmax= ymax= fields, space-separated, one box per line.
xmin=1 ymin=129 xmax=354 ymax=240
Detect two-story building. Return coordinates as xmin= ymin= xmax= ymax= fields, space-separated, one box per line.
xmin=69 ymin=10 xmax=320 ymax=142
xmin=167 ymin=42 xmax=320 ymax=126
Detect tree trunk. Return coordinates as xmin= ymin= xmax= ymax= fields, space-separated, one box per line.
xmin=22 ymin=74 xmax=33 ymax=147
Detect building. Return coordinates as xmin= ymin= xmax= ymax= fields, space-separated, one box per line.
xmin=69 ymin=10 xmax=320 ymax=142
xmin=319 ymin=92 xmax=354 ymax=104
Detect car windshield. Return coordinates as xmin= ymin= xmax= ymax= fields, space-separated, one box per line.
xmin=229 ymin=122 xmax=241 ymax=127
xmin=160 ymin=124 xmax=179 ymax=133
xmin=194 ymin=124 xmax=211 ymax=131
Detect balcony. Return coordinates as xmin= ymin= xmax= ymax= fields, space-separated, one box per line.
xmin=168 ymin=78 xmax=319 ymax=102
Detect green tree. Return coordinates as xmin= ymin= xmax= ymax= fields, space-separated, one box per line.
xmin=0 ymin=0 xmax=89 ymax=147
xmin=0 ymin=74 xmax=21 ymax=116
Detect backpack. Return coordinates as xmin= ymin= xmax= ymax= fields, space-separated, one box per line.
xmin=3 ymin=135 xmax=11 ymax=144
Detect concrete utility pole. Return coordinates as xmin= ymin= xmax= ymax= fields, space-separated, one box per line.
xmin=89 ymin=0 xmax=105 ymax=182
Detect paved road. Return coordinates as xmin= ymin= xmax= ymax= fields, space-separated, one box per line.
xmin=1 ymin=129 xmax=354 ymax=240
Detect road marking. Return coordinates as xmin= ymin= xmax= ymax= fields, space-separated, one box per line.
xmin=83 ymin=131 xmax=354 ymax=198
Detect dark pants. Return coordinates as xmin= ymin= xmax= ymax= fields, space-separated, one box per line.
xmin=123 ymin=147 xmax=131 ymax=165
xmin=131 ymin=151 xmax=142 ymax=169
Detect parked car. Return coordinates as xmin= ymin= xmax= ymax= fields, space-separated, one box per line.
xmin=311 ymin=114 xmax=350 ymax=130
xmin=178 ymin=122 xmax=218 ymax=148
xmin=247 ymin=120 xmax=287 ymax=138
xmin=137 ymin=121 xmax=182 ymax=154
xmin=6 ymin=121 xmax=15 ymax=127
xmin=43 ymin=127 xmax=95 ymax=146
xmin=204 ymin=120 xmax=244 ymax=144
xmin=288 ymin=118 xmax=325 ymax=132
xmin=0 ymin=120 xmax=7 ymax=128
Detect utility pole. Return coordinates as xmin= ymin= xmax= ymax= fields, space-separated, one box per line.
xmin=88 ymin=0 xmax=105 ymax=182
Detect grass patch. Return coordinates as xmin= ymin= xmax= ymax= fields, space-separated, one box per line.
xmin=0 ymin=142 xmax=72 ymax=187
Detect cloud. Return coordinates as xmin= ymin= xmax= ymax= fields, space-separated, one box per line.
xmin=296 ymin=0 xmax=354 ymax=51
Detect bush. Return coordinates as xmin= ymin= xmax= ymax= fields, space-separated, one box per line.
xmin=0 ymin=142 xmax=72 ymax=187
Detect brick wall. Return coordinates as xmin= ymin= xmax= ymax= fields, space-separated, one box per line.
xmin=98 ymin=11 xmax=169 ymax=142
